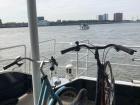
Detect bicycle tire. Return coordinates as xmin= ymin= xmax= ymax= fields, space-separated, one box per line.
xmin=49 ymin=86 xmax=77 ymax=105
xmin=104 ymin=61 xmax=115 ymax=105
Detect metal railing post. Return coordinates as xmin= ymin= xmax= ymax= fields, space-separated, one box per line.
xmin=27 ymin=0 xmax=41 ymax=104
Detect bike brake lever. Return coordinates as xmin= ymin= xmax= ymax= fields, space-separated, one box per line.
xmin=75 ymin=41 xmax=80 ymax=51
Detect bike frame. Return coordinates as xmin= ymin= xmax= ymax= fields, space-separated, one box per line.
xmin=3 ymin=57 xmax=67 ymax=105
xmin=37 ymin=75 xmax=64 ymax=105
xmin=61 ymin=42 xmax=136 ymax=105
xmin=37 ymin=61 xmax=66 ymax=105
xmin=95 ymin=49 xmax=106 ymax=105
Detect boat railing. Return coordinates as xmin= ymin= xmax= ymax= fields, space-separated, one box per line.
xmin=66 ymin=45 xmax=140 ymax=82
xmin=55 ymin=40 xmax=89 ymax=77
xmin=26 ymin=40 xmax=89 ymax=78
xmin=27 ymin=39 xmax=57 ymax=74
xmin=0 ymin=40 xmax=140 ymax=82
xmin=36 ymin=40 xmax=140 ymax=82
xmin=0 ymin=45 xmax=28 ymax=73
xmin=39 ymin=39 xmax=56 ymax=56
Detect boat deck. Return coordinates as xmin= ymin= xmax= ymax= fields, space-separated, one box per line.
xmin=17 ymin=93 xmax=95 ymax=105
xmin=17 ymin=94 xmax=33 ymax=105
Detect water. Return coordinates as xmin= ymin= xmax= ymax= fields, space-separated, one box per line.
xmin=0 ymin=23 xmax=140 ymax=81
xmin=0 ymin=23 xmax=140 ymax=47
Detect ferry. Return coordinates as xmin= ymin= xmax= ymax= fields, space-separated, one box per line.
xmin=0 ymin=0 xmax=140 ymax=105
xmin=80 ymin=23 xmax=90 ymax=30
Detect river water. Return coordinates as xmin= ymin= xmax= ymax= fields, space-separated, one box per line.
xmin=0 ymin=23 xmax=140 ymax=81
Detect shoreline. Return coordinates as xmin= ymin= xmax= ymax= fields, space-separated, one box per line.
xmin=0 ymin=21 xmax=139 ymax=28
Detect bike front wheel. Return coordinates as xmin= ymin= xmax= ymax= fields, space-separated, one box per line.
xmin=104 ymin=61 xmax=115 ymax=105
xmin=49 ymin=86 xmax=77 ymax=105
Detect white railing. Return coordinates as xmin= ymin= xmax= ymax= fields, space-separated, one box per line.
xmin=0 ymin=45 xmax=27 ymax=73
xmin=39 ymin=40 xmax=140 ymax=81
xmin=0 ymin=40 xmax=140 ymax=82
xmin=68 ymin=45 xmax=140 ymax=82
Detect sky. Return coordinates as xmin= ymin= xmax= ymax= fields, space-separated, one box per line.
xmin=0 ymin=0 xmax=140 ymax=23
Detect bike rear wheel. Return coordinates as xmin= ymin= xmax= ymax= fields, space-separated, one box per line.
xmin=104 ymin=61 xmax=115 ymax=105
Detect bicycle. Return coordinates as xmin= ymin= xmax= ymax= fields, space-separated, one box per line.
xmin=3 ymin=56 xmax=77 ymax=105
xmin=61 ymin=41 xmax=136 ymax=105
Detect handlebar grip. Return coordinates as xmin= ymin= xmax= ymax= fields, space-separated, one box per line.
xmin=3 ymin=61 xmax=17 ymax=70
xmin=115 ymin=45 xmax=136 ymax=55
xmin=61 ymin=46 xmax=76 ymax=54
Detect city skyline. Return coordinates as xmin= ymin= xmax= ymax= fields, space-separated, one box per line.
xmin=0 ymin=0 xmax=140 ymax=23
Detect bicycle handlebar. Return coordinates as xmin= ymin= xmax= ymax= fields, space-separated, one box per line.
xmin=114 ymin=45 xmax=136 ymax=55
xmin=61 ymin=43 xmax=136 ymax=55
xmin=3 ymin=60 xmax=18 ymax=70
xmin=3 ymin=56 xmax=57 ymax=70
xmin=3 ymin=56 xmax=22 ymax=70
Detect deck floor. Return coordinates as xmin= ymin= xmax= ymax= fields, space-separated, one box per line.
xmin=17 ymin=94 xmax=33 ymax=105
xmin=17 ymin=93 xmax=95 ymax=105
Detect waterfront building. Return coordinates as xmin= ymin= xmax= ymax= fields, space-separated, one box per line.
xmin=103 ymin=14 xmax=108 ymax=21
xmin=37 ymin=20 xmax=49 ymax=26
xmin=37 ymin=16 xmax=49 ymax=26
xmin=57 ymin=20 xmax=61 ymax=23
xmin=98 ymin=14 xmax=108 ymax=21
xmin=0 ymin=19 xmax=2 ymax=24
xmin=114 ymin=13 xmax=123 ymax=22
xmin=98 ymin=15 xmax=104 ymax=21
xmin=137 ymin=20 xmax=140 ymax=22
xmin=37 ymin=16 xmax=44 ymax=21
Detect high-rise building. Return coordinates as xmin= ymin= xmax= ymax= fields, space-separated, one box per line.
xmin=114 ymin=13 xmax=123 ymax=22
xmin=98 ymin=15 xmax=104 ymax=21
xmin=103 ymin=14 xmax=108 ymax=21
xmin=98 ymin=14 xmax=108 ymax=21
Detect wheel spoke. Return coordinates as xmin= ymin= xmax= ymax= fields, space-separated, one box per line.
xmin=104 ymin=61 xmax=115 ymax=105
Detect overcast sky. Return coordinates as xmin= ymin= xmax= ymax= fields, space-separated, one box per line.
xmin=0 ymin=0 xmax=140 ymax=23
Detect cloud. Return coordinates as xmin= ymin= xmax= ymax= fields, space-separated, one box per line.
xmin=0 ymin=0 xmax=140 ymax=22
xmin=0 ymin=0 xmax=27 ymax=22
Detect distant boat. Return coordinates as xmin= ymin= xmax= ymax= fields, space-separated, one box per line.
xmin=80 ymin=23 xmax=89 ymax=30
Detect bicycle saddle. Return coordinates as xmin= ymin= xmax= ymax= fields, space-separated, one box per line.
xmin=70 ymin=88 xmax=88 ymax=105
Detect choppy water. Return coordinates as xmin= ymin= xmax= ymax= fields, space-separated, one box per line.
xmin=0 ymin=23 xmax=140 ymax=81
